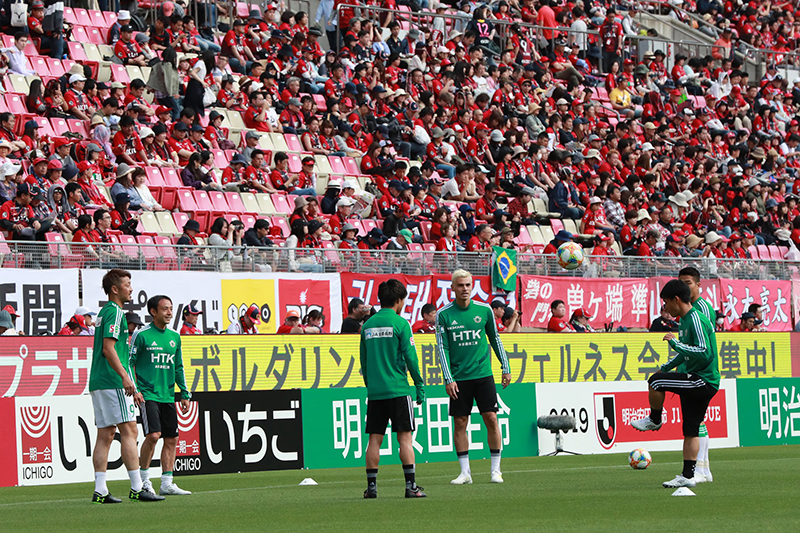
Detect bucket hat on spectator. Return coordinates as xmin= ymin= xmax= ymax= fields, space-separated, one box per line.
xmin=398 ymin=229 xmax=414 ymax=242
xmin=116 ymin=163 xmax=134 ymax=179
xmin=0 ymin=311 xmax=14 ymax=330
xmin=555 ymin=230 xmax=573 ymax=241
xmin=183 ymin=220 xmax=201 ymax=233
xmin=636 ymin=209 xmax=652 ymax=222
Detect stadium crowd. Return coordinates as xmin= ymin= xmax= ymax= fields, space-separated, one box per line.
xmin=2 ymin=0 xmax=800 ymax=270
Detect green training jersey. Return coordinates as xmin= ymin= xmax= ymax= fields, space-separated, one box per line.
xmin=435 ymin=300 xmax=510 ymax=384
xmin=89 ymin=301 xmax=130 ymax=391
xmin=359 ymin=308 xmax=423 ymax=401
xmin=130 ymin=324 xmax=190 ymax=403
xmin=676 ymin=297 xmax=716 ymax=374
xmin=663 ymin=307 xmax=720 ymax=389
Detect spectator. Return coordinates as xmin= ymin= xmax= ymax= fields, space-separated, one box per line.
xmin=1 ymin=32 xmax=35 ymax=75
xmin=114 ymin=24 xmax=147 ymax=67
xmin=126 ymin=312 xmax=144 ymax=336
xmin=570 ymin=309 xmax=596 ymax=332
xmin=729 ymin=312 xmax=759 ymax=332
xmin=547 ymin=300 xmax=574 ymax=332
xmin=341 ymin=297 xmax=371 ymax=333
xmin=0 ymin=310 xmax=19 ymax=336
xmin=302 ymin=310 xmax=324 ymax=333
xmin=109 ymin=193 xmax=140 ymax=236
xmin=650 ymin=305 xmax=679 ymax=332
xmin=501 ymin=306 xmax=521 ymax=333
xmin=227 ymin=304 xmax=260 ymax=334
xmin=638 ymin=229 xmax=660 ymax=257
xmin=549 ymin=168 xmax=583 ymax=219
xmin=543 ymin=230 xmax=573 ymax=255
xmin=180 ymin=304 xmax=204 ymax=335
xmin=58 ymin=315 xmax=90 ymax=336
xmin=412 ymin=303 xmax=437 ymax=333
xmin=748 ymin=303 xmax=766 ymax=332
xmin=277 ymin=310 xmax=305 ymax=333
xmin=64 ymin=73 xmax=94 ymax=121
xmin=74 ymin=306 xmax=97 ymax=335
xmin=0 ymin=183 xmax=40 ymax=241
xmin=490 ymin=300 xmax=507 ymax=331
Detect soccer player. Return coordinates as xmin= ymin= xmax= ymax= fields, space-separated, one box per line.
xmin=632 ymin=279 xmax=720 ymax=488
xmin=130 ymin=295 xmax=192 ymax=496
xmin=678 ymin=266 xmax=714 ymax=483
xmin=436 ymin=269 xmax=511 ymax=485
xmin=89 ymin=269 xmax=163 ymax=503
xmin=360 ymin=278 xmax=426 ymax=499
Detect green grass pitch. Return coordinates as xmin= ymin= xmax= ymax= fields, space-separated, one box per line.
xmin=2 ymin=446 xmax=799 ymax=532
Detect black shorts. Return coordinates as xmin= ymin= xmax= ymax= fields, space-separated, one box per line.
xmin=648 ymin=372 xmax=718 ymax=437
xmin=140 ymin=400 xmax=179 ymax=438
xmin=365 ymin=396 xmax=415 ymax=435
xmin=449 ymin=376 xmax=498 ymax=417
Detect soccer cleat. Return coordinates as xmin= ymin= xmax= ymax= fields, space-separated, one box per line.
xmin=662 ymin=475 xmax=697 ymax=488
xmin=631 ymin=416 xmax=663 ymax=432
xmin=692 ymin=474 xmax=707 ymax=484
xmin=405 ymin=485 xmax=427 ymax=498
xmin=363 ymin=485 xmax=377 ymax=499
xmin=703 ymin=472 xmax=713 ymax=482
xmin=159 ymin=483 xmax=191 ymax=495
xmin=490 ymin=471 xmax=504 ymax=483
xmin=91 ymin=492 xmax=121 ymax=504
xmin=450 ymin=472 xmax=473 ymax=485
xmin=130 ymin=488 xmax=165 ymax=501
xmin=142 ymin=480 xmax=155 ymax=494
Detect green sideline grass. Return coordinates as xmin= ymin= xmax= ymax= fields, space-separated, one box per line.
xmin=1 ymin=446 xmax=799 ymax=532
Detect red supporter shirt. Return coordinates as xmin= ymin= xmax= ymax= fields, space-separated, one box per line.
xmin=114 ymin=39 xmax=143 ymax=62
xmin=412 ymin=320 xmax=436 ymax=333
xmin=548 ymin=316 xmax=574 ymax=332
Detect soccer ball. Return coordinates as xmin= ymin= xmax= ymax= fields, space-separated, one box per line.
xmin=629 ymin=448 xmax=652 ymax=470
xmin=556 ymin=242 xmax=585 ymax=270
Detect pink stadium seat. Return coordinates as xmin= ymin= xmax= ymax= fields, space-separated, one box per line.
xmin=225 ymin=192 xmax=249 ymax=214
xmin=321 ymin=240 xmax=341 ymax=267
xmin=29 ymin=57 xmax=50 ymax=77
xmin=50 ymin=118 xmax=69 ymax=136
xmin=516 ymin=229 xmax=533 ymax=246
xmin=74 ymin=8 xmax=92 ymax=26
xmin=747 ymin=245 xmax=759 ymax=259
xmin=136 ymin=235 xmax=167 ymax=269
xmin=329 ymin=156 xmax=346 ymax=174
xmin=31 ymin=116 xmax=55 ymax=137
xmin=104 ymin=11 xmax=118 ymax=27
xmin=550 ymin=219 xmax=564 ymax=234
xmin=88 ymin=9 xmax=107 ymax=27
xmin=271 ymin=194 xmax=291 ymax=214
xmin=0 ymin=234 xmax=25 ymax=267
xmin=172 ymin=211 xmax=190 ymax=233
xmin=284 ymin=133 xmax=303 ymax=152
xmin=270 ymin=216 xmax=290 ymax=237
xmin=177 ymin=189 xmax=209 ymax=231
xmin=161 ymin=168 xmax=183 ymax=188
xmin=240 ymin=213 xmax=257 ymax=230
xmin=63 ymin=7 xmax=78 ymax=25
xmin=46 ymin=58 xmax=65 ymax=77
xmin=287 ymin=153 xmax=303 ymax=173
xmin=66 ymin=118 xmax=89 ymax=138
xmin=153 ymin=235 xmax=179 ymax=268
xmin=211 ymin=149 xmax=228 ymax=168
xmin=361 ymin=218 xmax=378 ymax=234
xmin=342 ymin=157 xmax=361 ymax=175
xmin=312 ymin=94 xmax=327 ymax=111
xmin=193 ymin=190 xmax=224 ymax=221
xmin=45 ymin=233 xmax=83 ymax=268
xmin=4 ymin=94 xmax=26 ymax=115
xmin=110 ymin=64 xmax=130 ymax=83
xmin=419 ymin=220 xmax=432 ymax=242
xmin=86 ymin=27 xmax=104 ymax=45
xmin=208 ymin=190 xmax=231 ymax=213
xmin=756 ymin=245 xmax=770 ymax=259
xmin=70 ymin=26 xmax=90 ymax=45
xmin=67 ymin=42 xmax=88 ymax=62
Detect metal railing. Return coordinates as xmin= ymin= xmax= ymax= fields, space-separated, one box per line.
xmin=2 ymin=239 xmax=796 ymax=279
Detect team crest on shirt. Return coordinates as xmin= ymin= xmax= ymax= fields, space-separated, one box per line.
xmin=170 ymin=340 xmax=176 ymax=348
xmin=474 ymin=316 xmax=482 ymax=324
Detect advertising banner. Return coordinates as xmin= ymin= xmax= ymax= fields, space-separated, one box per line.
xmin=13 ymin=395 xmax=158 ymax=486
xmin=535 ymin=379 xmax=739 ymax=455
xmin=717 ymin=278 xmax=792 ymax=331
xmin=176 ymin=390 xmax=303 ymax=476
xmin=519 ymin=276 xmax=650 ymax=330
xmin=0 ymin=268 xmax=80 ymax=336
xmin=82 ymin=270 xmax=225 ymax=333
xmin=301 ymin=384 xmax=537 ymax=469
xmin=0 ymin=397 xmax=17 ymax=487
xmin=647 ymin=276 xmax=720 ymax=325
xmin=221 ymin=278 xmax=278 ymax=334
xmin=275 ymin=274 xmax=341 ymax=333
xmin=736 ymin=377 xmax=800 ymax=447
xmin=0 ymin=336 xmax=93 ymax=397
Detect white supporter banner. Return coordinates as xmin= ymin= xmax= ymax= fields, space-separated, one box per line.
xmin=535 ymin=380 xmax=739 ymax=455
xmin=15 ymin=395 xmax=162 ymax=486
xmin=0 ymin=268 xmax=80 ymax=336
xmin=81 ymin=270 xmax=224 ymax=333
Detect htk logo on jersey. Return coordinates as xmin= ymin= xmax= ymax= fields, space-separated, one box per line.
xmin=20 ymin=406 xmax=52 ymax=464
xmin=176 ymin=401 xmax=201 ymax=457
xmin=594 ymin=394 xmax=617 ymax=449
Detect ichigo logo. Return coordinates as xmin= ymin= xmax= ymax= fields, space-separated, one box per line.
xmin=176 ymin=401 xmax=201 ymax=457
xmin=20 ymin=406 xmax=52 ymax=464
xmin=594 ymin=394 xmax=617 ymax=449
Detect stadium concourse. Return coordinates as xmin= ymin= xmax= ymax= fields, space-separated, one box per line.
xmin=3 ymin=1 xmax=800 ymax=272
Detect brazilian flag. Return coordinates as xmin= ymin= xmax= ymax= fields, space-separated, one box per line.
xmin=492 ymin=246 xmax=517 ymax=291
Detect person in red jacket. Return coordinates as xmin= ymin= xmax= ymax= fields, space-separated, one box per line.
xmin=411 ymin=303 xmax=437 ymax=334
xmin=637 ymin=229 xmax=660 ymax=256
xmin=0 ymin=183 xmax=40 ymax=240
xmin=180 ymin=304 xmax=203 ymax=335
xmin=547 ymin=300 xmax=575 ymax=332
xmin=58 ymin=314 xmax=90 ymax=336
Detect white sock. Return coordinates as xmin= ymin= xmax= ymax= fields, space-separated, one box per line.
xmin=490 ymin=451 xmax=502 ymax=473
xmin=140 ymin=468 xmax=149 ymax=483
xmin=458 ymin=454 xmax=470 ymax=474
xmin=128 ymin=469 xmax=143 ymax=492
xmin=94 ymin=472 xmax=108 ymax=495
xmin=161 ymin=472 xmax=173 ymax=487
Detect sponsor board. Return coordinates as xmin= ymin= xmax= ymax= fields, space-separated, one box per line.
xmin=535 ymin=379 xmax=739 ymax=455
xmin=301 ymin=385 xmax=537 ymax=469
xmin=0 ymin=337 xmax=93 ymax=397
xmin=0 ymin=397 xmax=17 ymax=487
xmin=737 ymin=377 xmax=800 ymax=447
xmin=13 ymin=395 xmax=163 ymax=486
xmin=0 ymin=268 xmax=80 ymax=336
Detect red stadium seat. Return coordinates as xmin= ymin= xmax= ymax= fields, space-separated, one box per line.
xmin=419 ymin=220 xmax=433 ymax=242
xmin=110 ymin=64 xmax=130 ymax=83
xmin=240 ymin=214 xmax=257 ymax=230
xmin=63 ymin=7 xmax=78 ymax=25
xmin=104 ymin=11 xmax=118 ymax=27
xmin=74 ymin=8 xmax=92 ymax=26
xmin=284 ymin=133 xmax=303 ymax=152
xmin=88 ymin=9 xmax=107 ymax=27
xmin=46 ymin=58 xmax=66 ymax=77
xmin=0 ymin=234 xmax=24 ymax=267
xmin=361 ymin=218 xmax=378 ymax=234
xmin=70 ymin=26 xmax=90 ymax=45
xmin=271 ymin=193 xmax=291 ymax=214
xmin=172 ymin=212 xmax=190 ymax=232
xmin=177 ymin=189 xmax=209 ymax=231
xmin=4 ymin=94 xmax=26 ymax=115
xmin=550 ymin=219 xmax=564 ymax=234
xmin=211 ymin=149 xmax=228 ymax=168
xmin=208 ymin=190 xmax=231 ymax=213
xmin=193 ymin=190 xmax=224 ymax=221
xmin=50 ymin=118 xmax=70 ymax=136
xmin=153 ymin=235 xmax=179 ymax=268
xmin=31 ymin=116 xmax=55 ymax=137
xmin=29 ymin=57 xmax=50 ymax=77
xmin=342 ymin=157 xmax=361 ymax=175
xmin=312 ymin=94 xmax=327 ymax=111
xmin=66 ymin=118 xmax=89 ymax=138
xmin=67 ymin=42 xmax=88 ymax=61
xmin=287 ymin=153 xmax=303 ymax=173
xmin=329 ymin=156 xmax=346 ymax=174
xmin=135 ymin=235 xmax=167 ymax=269
xmin=45 ymin=233 xmax=83 ymax=268
xmin=225 ymin=192 xmax=249 ymax=214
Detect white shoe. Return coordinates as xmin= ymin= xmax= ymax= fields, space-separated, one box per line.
xmin=631 ymin=416 xmax=663 ymax=432
xmin=692 ymin=474 xmax=707 ymax=484
xmin=703 ymin=472 xmax=713 ymax=482
xmin=159 ymin=483 xmax=192 ymax=495
xmin=663 ymin=475 xmax=696 ymax=488
xmin=490 ymin=471 xmax=504 ymax=483
xmin=450 ymin=472 xmax=473 ymax=485
xmin=141 ymin=480 xmax=155 ymax=494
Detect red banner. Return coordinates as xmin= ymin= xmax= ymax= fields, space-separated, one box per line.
xmin=278 ymin=279 xmax=333 ymax=332
xmin=520 ymin=276 xmax=650 ymax=329
xmin=717 ymin=278 xmax=792 ymax=331
xmin=647 ymin=276 xmax=721 ymax=325
xmin=0 ymin=398 xmax=17 ymax=487
xmin=430 ymin=275 xmax=514 ymax=309
xmin=0 ymin=337 xmax=92 ymax=397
